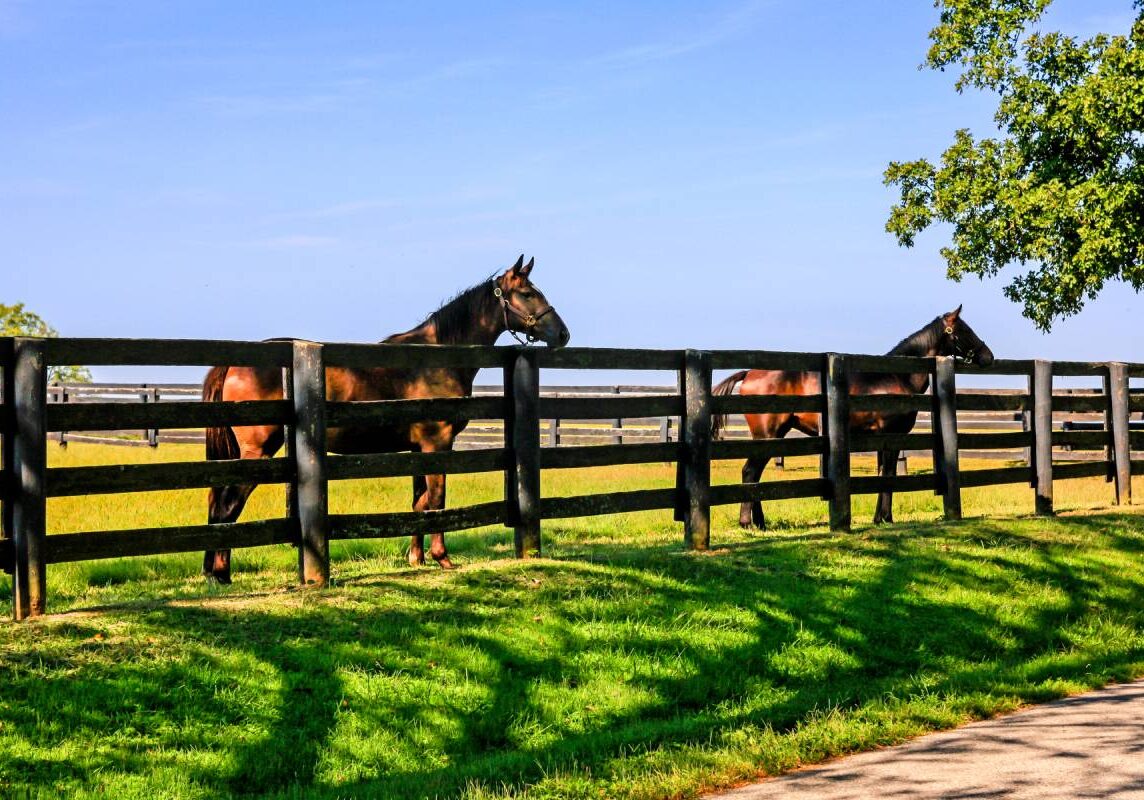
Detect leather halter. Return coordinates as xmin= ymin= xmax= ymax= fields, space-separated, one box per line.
xmin=944 ymin=324 xmax=979 ymax=364
xmin=494 ymin=280 xmax=557 ymax=345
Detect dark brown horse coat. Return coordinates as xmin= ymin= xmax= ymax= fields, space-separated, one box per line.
xmin=202 ymin=256 xmax=569 ymax=582
xmin=711 ymin=307 xmax=993 ymax=528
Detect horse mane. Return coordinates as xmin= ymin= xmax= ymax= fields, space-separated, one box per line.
xmin=415 ymin=277 xmax=500 ymax=345
xmin=885 ymin=316 xmax=943 ymax=357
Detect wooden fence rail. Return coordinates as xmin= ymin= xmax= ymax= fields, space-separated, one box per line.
xmin=1 ymin=337 xmax=1142 ymax=619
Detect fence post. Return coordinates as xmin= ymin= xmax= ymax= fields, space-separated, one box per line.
xmin=610 ymin=385 xmax=623 ymax=445
xmin=12 ymin=338 xmax=48 ymax=619
xmin=680 ymin=350 xmax=711 ymax=550
xmin=512 ymin=348 xmax=541 ymax=558
xmin=58 ymin=386 xmax=69 ymax=448
xmin=825 ymin=353 xmax=851 ymax=532
xmin=1108 ymin=362 xmax=1132 ymax=505
xmin=291 ymin=341 xmax=329 ymax=586
xmin=148 ymin=387 xmax=160 ymax=447
xmin=1 ymin=338 xmax=13 ymax=580
xmin=934 ymin=355 xmax=962 ymax=520
xmin=1032 ymin=359 xmax=1053 ymax=515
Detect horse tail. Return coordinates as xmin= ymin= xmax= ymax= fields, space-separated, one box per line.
xmin=710 ymin=370 xmax=749 ymax=440
xmin=203 ymin=366 xmax=239 ymax=461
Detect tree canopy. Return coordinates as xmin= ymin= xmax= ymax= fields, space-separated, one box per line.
xmin=885 ymin=0 xmax=1144 ymax=330
xmin=1 ymin=303 xmax=92 ymax=383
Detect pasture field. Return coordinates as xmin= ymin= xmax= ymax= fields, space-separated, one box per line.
xmin=1 ymin=443 xmax=1143 ymax=799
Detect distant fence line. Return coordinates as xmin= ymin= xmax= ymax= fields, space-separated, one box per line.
xmin=2 ymin=337 xmax=1142 ymax=620
xmin=44 ymin=381 xmax=1143 ymax=466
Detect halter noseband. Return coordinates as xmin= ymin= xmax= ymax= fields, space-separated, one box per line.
xmin=494 ymin=281 xmax=557 ymax=345
xmin=944 ymin=325 xmax=978 ymax=364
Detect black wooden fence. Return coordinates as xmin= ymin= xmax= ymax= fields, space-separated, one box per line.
xmin=1 ymin=338 xmax=1141 ymax=619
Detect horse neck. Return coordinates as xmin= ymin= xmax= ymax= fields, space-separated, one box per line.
xmin=387 ymin=281 xmax=506 ymax=386
xmin=885 ymin=319 xmax=942 ymax=393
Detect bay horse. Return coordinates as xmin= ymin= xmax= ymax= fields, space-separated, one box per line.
xmin=711 ymin=306 xmax=993 ymax=529
xmin=201 ymin=255 xmax=570 ymax=583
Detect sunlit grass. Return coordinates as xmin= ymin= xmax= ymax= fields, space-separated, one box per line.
xmin=1 ymin=443 xmax=1142 ymax=799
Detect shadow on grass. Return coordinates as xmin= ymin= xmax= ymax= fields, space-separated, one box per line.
xmin=1 ymin=513 xmax=1143 ymax=799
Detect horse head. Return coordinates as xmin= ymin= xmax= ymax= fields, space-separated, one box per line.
xmin=939 ymin=305 xmax=994 ymax=367
xmin=495 ymin=255 xmax=571 ymax=347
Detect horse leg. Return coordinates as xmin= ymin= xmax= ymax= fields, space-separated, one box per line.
xmin=203 ymin=424 xmax=284 ymax=584
xmin=414 ymin=472 xmax=454 ymax=569
xmin=408 ymin=474 xmax=428 ymax=566
xmin=740 ymin=456 xmax=770 ymax=529
xmin=204 ymin=483 xmax=258 ymax=583
xmin=873 ymin=448 xmax=900 ymax=524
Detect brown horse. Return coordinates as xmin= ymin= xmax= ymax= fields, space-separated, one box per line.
xmin=201 ymin=255 xmax=570 ymax=582
xmin=711 ymin=306 xmax=993 ymax=529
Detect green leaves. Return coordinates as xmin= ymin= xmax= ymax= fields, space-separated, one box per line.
xmin=1 ymin=302 xmax=92 ymax=383
xmin=887 ymin=1 xmax=1144 ymax=330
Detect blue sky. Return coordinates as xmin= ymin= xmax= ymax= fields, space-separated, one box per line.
xmin=1 ymin=1 xmax=1140 ymax=382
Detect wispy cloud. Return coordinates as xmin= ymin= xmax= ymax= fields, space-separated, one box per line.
xmin=585 ymin=0 xmax=770 ymax=68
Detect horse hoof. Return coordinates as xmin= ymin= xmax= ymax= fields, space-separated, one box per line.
xmin=204 ymin=572 xmax=232 ymax=586
xmin=408 ymin=552 xmax=426 ymax=567
xmin=433 ymin=556 xmax=456 ymax=570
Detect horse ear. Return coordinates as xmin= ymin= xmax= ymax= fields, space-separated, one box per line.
xmin=946 ymin=304 xmax=962 ymax=321
xmin=511 ymin=254 xmax=525 ymax=273
xmin=521 ymin=257 xmax=534 ymax=276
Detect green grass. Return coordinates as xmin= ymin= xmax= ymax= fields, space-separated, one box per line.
xmin=1 ymin=443 xmax=1143 ymax=799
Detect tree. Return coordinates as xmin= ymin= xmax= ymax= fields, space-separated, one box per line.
xmin=1 ymin=303 xmax=92 ymax=383
xmin=885 ymin=0 xmax=1144 ymax=330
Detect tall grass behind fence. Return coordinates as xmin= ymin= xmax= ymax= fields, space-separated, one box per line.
xmin=1 ymin=337 xmax=1142 ymax=619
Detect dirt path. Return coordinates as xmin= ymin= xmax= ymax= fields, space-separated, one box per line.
xmin=708 ymin=679 xmax=1144 ymax=799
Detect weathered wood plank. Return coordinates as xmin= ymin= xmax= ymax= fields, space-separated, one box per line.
xmin=711 ymin=437 xmax=825 ymax=461
xmin=849 ymin=432 xmax=933 ymax=453
xmin=537 ymin=348 xmax=682 ymax=371
xmin=848 ymin=394 xmax=932 ymax=414
xmin=708 ymin=350 xmax=825 ymax=371
xmin=709 ymin=478 xmax=830 ymax=505
xmin=326 ymin=396 xmax=507 ymax=427
xmin=1052 ymin=395 xmax=1107 ymax=413
xmin=1051 ymin=361 xmax=1109 ymax=377
xmin=850 ymin=473 xmax=937 ymax=495
xmin=958 ymin=431 xmax=1033 ymax=449
xmin=43 ymin=338 xmax=292 ymax=367
xmin=1052 ymin=461 xmax=1111 ymax=480
xmin=329 ymin=502 xmax=505 ymax=538
xmin=1052 ymin=430 xmax=1111 ymax=450
xmin=539 ymin=488 xmax=678 ymax=519
xmin=46 ymin=518 xmax=298 ymax=564
xmin=46 ymin=458 xmax=292 ymax=497
xmin=540 ymin=395 xmax=682 ymax=420
xmin=956 ymin=358 xmax=1035 ymax=376
xmin=955 ymin=393 xmax=1028 ymax=412
xmin=47 ymin=399 xmax=292 ymax=432
xmin=322 ymin=342 xmax=513 ymax=370
xmin=327 ymin=448 xmax=506 ymax=480
xmin=959 ymin=466 xmax=1035 ymax=488
xmin=541 ymin=442 xmax=680 ymax=469
xmin=845 ymin=354 xmax=934 ymax=374
xmin=710 ymin=394 xmax=823 ymax=415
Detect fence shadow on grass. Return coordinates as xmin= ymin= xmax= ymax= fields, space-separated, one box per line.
xmin=2 ymin=514 xmax=1143 ymax=798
